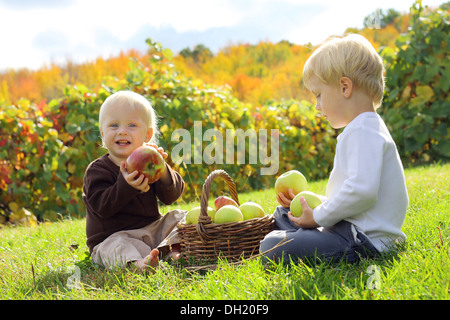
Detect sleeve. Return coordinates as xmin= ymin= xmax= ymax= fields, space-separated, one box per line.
xmin=313 ymin=128 xmax=385 ymax=228
xmin=152 ymin=162 xmax=185 ymax=205
xmin=83 ymin=163 xmax=141 ymax=219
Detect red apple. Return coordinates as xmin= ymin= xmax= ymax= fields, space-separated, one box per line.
xmin=126 ymin=145 xmax=165 ymax=184
xmin=275 ymin=170 xmax=307 ymax=198
xmin=214 ymin=196 xmax=239 ymax=211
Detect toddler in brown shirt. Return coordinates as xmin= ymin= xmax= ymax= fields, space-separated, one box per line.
xmin=82 ymin=91 xmax=186 ymax=271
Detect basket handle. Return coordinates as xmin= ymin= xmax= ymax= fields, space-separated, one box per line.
xmin=196 ymin=170 xmax=240 ymax=240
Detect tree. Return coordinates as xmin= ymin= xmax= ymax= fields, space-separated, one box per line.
xmin=379 ymin=0 xmax=450 ymax=162
xmin=363 ymin=8 xmax=400 ymax=29
xmin=180 ymin=44 xmax=213 ymax=64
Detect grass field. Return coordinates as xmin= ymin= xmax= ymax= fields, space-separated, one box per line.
xmin=0 ymin=163 xmax=448 ymax=302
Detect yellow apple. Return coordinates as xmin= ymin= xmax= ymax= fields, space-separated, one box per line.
xmin=275 ymin=170 xmax=307 ymax=198
xmin=214 ymin=205 xmax=244 ymax=224
xmin=240 ymin=202 xmax=265 ymax=220
xmin=185 ymin=206 xmax=216 ymax=224
xmin=290 ymin=191 xmax=322 ymax=217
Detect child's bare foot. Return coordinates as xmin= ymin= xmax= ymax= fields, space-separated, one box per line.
xmin=132 ymin=248 xmax=159 ymax=272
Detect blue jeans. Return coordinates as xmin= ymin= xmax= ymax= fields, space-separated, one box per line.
xmin=260 ymin=206 xmax=379 ymax=264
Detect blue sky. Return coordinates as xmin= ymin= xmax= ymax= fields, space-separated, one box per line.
xmin=0 ymin=0 xmax=446 ymax=71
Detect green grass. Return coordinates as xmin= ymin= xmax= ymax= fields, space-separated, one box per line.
xmin=0 ymin=163 xmax=448 ymax=300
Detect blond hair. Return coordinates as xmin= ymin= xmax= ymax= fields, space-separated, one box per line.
xmin=303 ymin=34 xmax=385 ymax=108
xmin=98 ymin=90 xmax=160 ymax=147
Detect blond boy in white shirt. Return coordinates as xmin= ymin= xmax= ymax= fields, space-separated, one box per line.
xmin=260 ymin=34 xmax=408 ymax=263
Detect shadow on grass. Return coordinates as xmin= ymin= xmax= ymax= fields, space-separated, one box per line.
xmin=261 ymin=242 xmax=407 ymax=299
xmin=26 ymin=241 xmax=407 ymax=300
xmin=28 ymin=252 xmax=117 ymax=296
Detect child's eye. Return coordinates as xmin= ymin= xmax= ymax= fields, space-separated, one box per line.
xmin=129 ymin=123 xmax=137 ymax=127
xmin=110 ymin=123 xmax=118 ymax=128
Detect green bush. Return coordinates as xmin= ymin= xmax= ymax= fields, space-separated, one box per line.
xmin=0 ymin=39 xmax=336 ymax=224
xmin=0 ymin=88 xmax=108 ymax=224
xmin=3 ymin=1 xmax=447 ymax=225
xmin=379 ymin=1 xmax=450 ymax=163
xmin=103 ymin=39 xmax=337 ymax=201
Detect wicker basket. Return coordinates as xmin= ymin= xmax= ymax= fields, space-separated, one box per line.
xmin=177 ymin=169 xmax=275 ymax=263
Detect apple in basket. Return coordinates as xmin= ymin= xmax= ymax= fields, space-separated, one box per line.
xmin=214 ymin=205 xmax=244 ymax=224
xmin=214 ymin=196 xmax=239 ymax=211
xmin=126 ymin=145 xmax=165 ymax=184
xmin=290 ymin=191 xmax=322 ymax=217
xmin=185 ymin=206 xmax=216 ymax=224
xmin=240 ymin=202 xmax=265 ymax=220
xmin=275 ymin=170 xmax=307 ymax=197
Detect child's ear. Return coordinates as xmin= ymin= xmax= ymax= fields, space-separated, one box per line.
xmin=146 ymin=128 xmax=154 ymax=143
xmin=340 ymin=77 xmax=353 ymax=98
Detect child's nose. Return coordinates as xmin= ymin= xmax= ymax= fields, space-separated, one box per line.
xmin=118 ymin=127 xmax=128 ymax=134
xmin=315 ymin=103 xmax=321 ymax=112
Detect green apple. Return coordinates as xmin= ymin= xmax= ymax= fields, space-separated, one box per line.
xmin=290 ymin=191 xmax=322 ymax=217
xmin=185 ymin=206 xmax=216 ymax=224
xmin=214 ymin=205 xmax=244 ymax=224
xmin=275 ymin=170 xmax=308 ymax=198
xmin=240 ymin=202 xmax=265 ymax=220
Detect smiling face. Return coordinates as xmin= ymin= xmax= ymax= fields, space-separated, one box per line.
xmin=100 ymin=102 xmax=153 ymax=166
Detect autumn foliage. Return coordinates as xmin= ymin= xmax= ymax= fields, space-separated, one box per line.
xmin=0 ymin=1 xmax=448 ymax=225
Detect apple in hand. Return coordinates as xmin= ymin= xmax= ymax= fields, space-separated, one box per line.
xmin=185 ymin=206 xmax=216 ymax=224
xmin=126 ymin=145 xmax=165 ymax=184
xmin=290 ymin=191 xmax=322 ymax=217
xmin=214 ymin=205 xmax=244 ymax=224
xmin=275 ymin=170 xmax=307 ymax=197
xmin=214 ymin=196 xmax=239 ymax=211
xmin=240 ymin=202 xmax=265 ymax=220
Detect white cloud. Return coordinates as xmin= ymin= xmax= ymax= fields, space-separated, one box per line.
xmin=64 ymin=0 xmax=243 ymax=37
xmin=286 ymin=1 xmax=370 ymax=45
xmin=146 ymin=0 xmax=244 ymax=32
xmin=0 ymin=0 xmax=246 ymax=70
xmin=285 ymin=0 xmax=446 ymax=45
xmin=0 ymin=0 xmax=447 ymax=71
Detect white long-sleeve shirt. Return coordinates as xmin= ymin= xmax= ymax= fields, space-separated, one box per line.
xmin=313 ymin=112 xmax=409 ymax=252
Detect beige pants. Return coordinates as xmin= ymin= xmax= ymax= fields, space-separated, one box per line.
xmin=91 ymin=209 xmax=187 ymax=269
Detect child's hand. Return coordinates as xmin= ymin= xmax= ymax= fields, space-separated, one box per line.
xmin=146 ymin=143 xmax=168 ymax=160
xmin=120 ymin=162 xmax=151 ymax=193
xmin=277 ymin=189 xmax=296 ymax=208
xmin=288 ymin=196 xmax=320 ymax=229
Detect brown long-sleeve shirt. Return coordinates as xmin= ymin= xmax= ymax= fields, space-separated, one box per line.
xmin=82 ymin=154 xmax=185 ymax=253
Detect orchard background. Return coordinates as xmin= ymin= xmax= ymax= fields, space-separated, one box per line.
xmin=0 ymin=1 xmax=448 ymax=226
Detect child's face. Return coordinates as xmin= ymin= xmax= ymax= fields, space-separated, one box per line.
xmin=308 ymin=75 xmax=348 ymax=129
xmin=100 ymin=103 xmax=153 ymax=166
